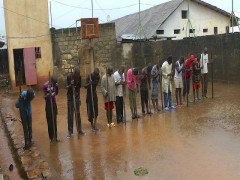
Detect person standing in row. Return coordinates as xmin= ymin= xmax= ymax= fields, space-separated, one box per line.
xmin=161 ymin=55 xmax=176 ymax=111
xmin=183 ymin=55 xmax=195 ymax=102
xmin=174 ymin=56 xmax=184 ymax=107
xmin=66 ymin=66 xmax=85 ymax=138
xmin=43 ymin=75 xmax=58 ymax=142
xmin=192 ymin=54 xmax=201 ymax=100
xmin=113 ymin=65 xmax=125 ymax=123
xmin=84 ymin=68 xmax=100 ymax=131
xmin=101 ymin=65 xmax=116 ymax=127
xmin=200 ymin=47 xmax=210 ymax=98
xmin=126 ymin=67 xmax=139 ymax=119
xmin=140 ymin=67 xmax=151 ymax=115
xmin=151 ymin=64 xmax=161 ymax=112
xmin=15 ymin=87 xmax=35 ymax=149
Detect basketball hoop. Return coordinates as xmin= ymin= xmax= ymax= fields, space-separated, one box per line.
xmin=81 ymin=18 xmax=99 ymax=39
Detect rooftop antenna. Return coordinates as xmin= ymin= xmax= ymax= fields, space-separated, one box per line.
xmin=230 ymin=0 xmax=240 ymax=33
xmin=135 ymin=0 xmax=147 ymax=40
xmin=91 ymin=0 xmax=93 ymax=18
xmin=185 ymin=0 xmax=195 ymax=37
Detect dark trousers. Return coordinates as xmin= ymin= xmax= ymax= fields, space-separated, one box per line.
xmin=68 ymin=95 xmax=82 ymax=134
xmin=183 ymin=78 xmax=190 ymax=97
xmin=140 ymin=89 xmax=148 ymax=113
xmin=87 ymin=99 xmax=98 ymax=123
xmin=45 ymin=102 xmax=58 ymax=140
xmin=20 ymin=108 xmax=32 ymax=146
xmin=115 ymin=96 xmax=123 ymax=122
xmin=201 ymin=73 xmax=208 ymax=96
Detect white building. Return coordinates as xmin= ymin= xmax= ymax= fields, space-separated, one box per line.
xmin=113 ymin=0 xmax=233 ymax=41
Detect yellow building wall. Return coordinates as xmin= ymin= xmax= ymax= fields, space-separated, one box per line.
xmin=4 ymin=0 xmax=53 ymax=91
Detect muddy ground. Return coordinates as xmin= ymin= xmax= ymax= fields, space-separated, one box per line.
xmin=1 ymin=82 xmax=240 ymax=180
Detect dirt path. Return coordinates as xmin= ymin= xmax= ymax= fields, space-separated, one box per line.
xmin=0 ymin=106 xmax=23 ymax=179
xmin=4 ymin=82 xmax=240 ymax=179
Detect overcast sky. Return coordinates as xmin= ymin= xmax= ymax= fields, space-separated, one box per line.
xmin=0 ymin=0 xmax=240 ymax=39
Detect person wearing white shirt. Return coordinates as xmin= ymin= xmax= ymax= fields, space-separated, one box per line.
xmin=200 ymin=47 xmax=212 ymax=98
xmin=113 ymin=65 xmax=125 ymax=123
xmin=161 ymin=55 xmax=176 ymax=111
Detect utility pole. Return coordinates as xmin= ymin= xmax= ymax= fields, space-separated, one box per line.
xmin=185 ymin=0 xmax=195 ymax=38
xmin=91 ymin=0 xmax=93 ymax=18
xmin=135 ymin=0 xmax=146 ymax=40
xmin=50 ymin=1 xmax=53 ymax=28
xmin=230 ymin=0 xmax=240 ymax=33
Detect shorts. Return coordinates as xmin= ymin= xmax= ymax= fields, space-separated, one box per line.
xmin=193 ymin=82 xmax=200 ymax=90
xmin=104 ymin=101 xmax=114 ymax=110
xmin=174 ymin=77 xmax=183 ymax=89
xmin=128 ymin=89 xmax=137 ymax=109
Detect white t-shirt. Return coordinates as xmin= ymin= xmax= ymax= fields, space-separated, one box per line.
xmin=174 ymin=60 xmax=184 ymax=79
xmin=200 ymin=53 xmax=208 ymax=74
xmin=113 ymin=71 xmax=125 ymax=97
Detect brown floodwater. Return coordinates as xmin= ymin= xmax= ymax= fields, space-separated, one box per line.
xmin=3 ymin=82 xmax=240 ymax=179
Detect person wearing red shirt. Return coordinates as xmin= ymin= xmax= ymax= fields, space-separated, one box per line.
xmin=182 ymin=55 xmax=195 ymax=102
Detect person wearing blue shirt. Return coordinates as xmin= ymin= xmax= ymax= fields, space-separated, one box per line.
xmin=16 ymin=87 xmax=35 ymax=149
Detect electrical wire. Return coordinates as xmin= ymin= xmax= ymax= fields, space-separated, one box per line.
xmin=53 ymin=7 xmax=77 ymax=21
xmin=95 ymin=0 xmax=108 ymax=16
xmin=2 ymin=21 xmax=77 ymax=39
xmin=51 ymin=0 xmax=138 ymax=10
xmin=1 ymin=6 xmax=62 ymax=29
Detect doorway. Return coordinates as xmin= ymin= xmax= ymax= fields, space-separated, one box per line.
xmin=13 ymin=48 xmax=38 ymax=86
xmin=13 ymin=49 xmax=26 ymax=86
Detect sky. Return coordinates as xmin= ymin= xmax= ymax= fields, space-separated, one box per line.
xmin=0 ymin=0 xmax=240 ymax=41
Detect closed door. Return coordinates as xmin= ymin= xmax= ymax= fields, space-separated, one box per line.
xmin=23 ymin=48 xmax=37 ymax=85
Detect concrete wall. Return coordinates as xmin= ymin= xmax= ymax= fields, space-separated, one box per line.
xmin=158 ymin=1 xmax=230 ymax=39
xmin=127 ymin=33 xmax=240 ymax=84
xmin=51 ymin=23 xmax=117 ymax=87
xmin=52 ymin=22 xmax=240 ymax=87
xmin=4 ymin=0 xmax=53 ymax=91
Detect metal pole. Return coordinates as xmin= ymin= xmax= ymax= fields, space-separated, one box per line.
xmin=50 ymin=1 xmax=53 ymax=28
xmin=139 ymin=0 xmax=140 ymax=23
xmin=232 ymin=0 xmax=233 ymax=33
xmin=187 ymin=0 xmax=190 ymax=37
xmin=91 ymin=0 xmax=93 ymax=18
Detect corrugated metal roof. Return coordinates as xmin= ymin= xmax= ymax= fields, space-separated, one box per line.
xmin=112 ymin=0 xmax=232 ymax=41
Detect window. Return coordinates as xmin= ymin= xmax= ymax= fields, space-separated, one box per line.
xmin=182 ymin=10 xmax=188 ymax=19
xmin=35 ymin=47 xmax=41 ymax=58
xmin=174 ymin=29 xmax=181 ymax=34
xmin=203 ymin=29 xmax=208 ymax=33
xmin=156 ymin=30 xmax=164 ymax=34
xmin=189 ymin=29 xmax=195 ymax=33
xmin=214 ymin=27 xmax=218 ymax=34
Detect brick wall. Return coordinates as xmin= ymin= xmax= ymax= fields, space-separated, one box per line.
xmin=51 ymin=23 xmax=117 ymax=88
